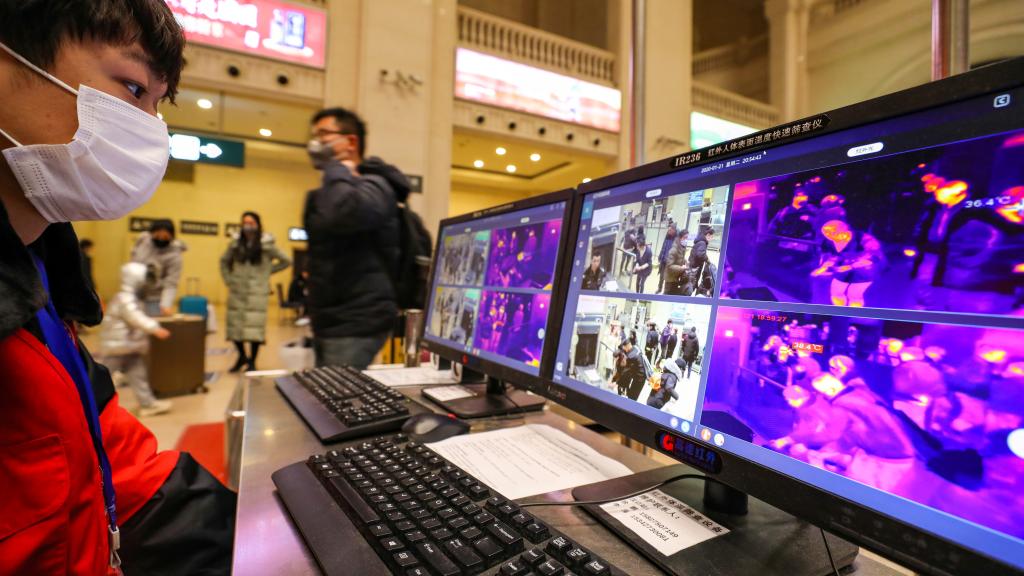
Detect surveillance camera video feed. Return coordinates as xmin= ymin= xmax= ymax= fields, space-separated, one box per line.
xmin=424 ymin=200 xmax=567 ymax=375
xmin=553 ymin=85 xmax=1024 ymax=570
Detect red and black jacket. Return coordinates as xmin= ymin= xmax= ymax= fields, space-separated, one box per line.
xmin=0 ymin=203 xmax=235 ymax=576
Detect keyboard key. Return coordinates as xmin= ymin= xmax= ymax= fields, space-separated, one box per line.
xmin=487 ymin=496 xmax=507 ymax=509
xmin=498 ymin=503 xmax=520 ymax=517
xmin=468 ymin=485 xmax=490 ymax=499
xmin=510 ymin=512 xmax=533 ymax=528
xmin=460 ymin=526 xmax=483 ymax=541
xmin=386 ymin=512 xmax=407 ymax=523
xmin=473 ymin=512 xmax=495 ymax=525
xmin=430 ymin=527 xmax=455 ymax=541
xmin=368 ymin=523 xmax=391 ymax=538
xmin=404 ymin=530 xmax=427 ymax=544
xmin=473 ymin=536 xmax=504 ymax=564
xmin=450 ymin=495 xmax=471 ymax=507
xmin=380 ymin=537 xmax=404 ymax=551
xmin=547 ymin=536 xmax=572 ymax=557
xmin=420 ymin=518 xmax=442 ymax=531
xmin=393 ymin=550 xmax=418 ymax=568
xmin=486 ymin=521 xmax=524 ymax=554
xmin=414 ymin=541 xmax=460 ymax=576
xmin=522 ymin=547 xmax=547 ymax=566
xmin=447 ymin=516 xmax=470 ymax=531
xmin=395 ymin=520 xmax=416 ymax=532
xmin=405 ymin=569 xmax=429 ymax=576
xmin=461 ymin=503 xmax=481 ymax=516
xmin=537 ymin=559 xmax=566 ymax=575
xmin=410 ymin=509 xmax=431 ymax=521
xmin=524 ymin=522 xmax=550 ymax=543
xmin=565 ymin=547 xmax=591 ymax=567
xmin=437 ymin=507 xmax=458 ymax=520
xmin=499 ymin=559 xmax=530 ymax=576
xmin=444 ymin=538 xmax=484 ymax=570
xmin=582 ymin=559 xmax=611 ymax=576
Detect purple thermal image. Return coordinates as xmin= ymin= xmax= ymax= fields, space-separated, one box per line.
xmin=474 ymin=291 xmax=550 ymax=367
xmin=484 ymin=221 xmax=563 ymax=289
xmin=703 ymin=306 xmax=1024 ymax=539
xmin=724 ymin=128 xmax=1024 ymax=316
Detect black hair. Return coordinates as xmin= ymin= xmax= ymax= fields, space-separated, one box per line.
xmin=150 ymin=218 xmax=175 ymax=237
xmin=231 ymin=211 xmax=263 ymax=270
xmin=79 ymin=238 xmax=94 ymax=249
xmin=312 ymin=106 xmax=367 ymax=157
xmin=0 ymin=0 xmax=186 ymax=102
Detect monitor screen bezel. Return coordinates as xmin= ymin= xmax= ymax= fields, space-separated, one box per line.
xmin=420 ymin=188 xmax=576 ymax=390
xmin=530 ymin=57 xmax=1024 ymax=576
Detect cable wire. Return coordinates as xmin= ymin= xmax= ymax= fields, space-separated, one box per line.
xmin=821 ymin=527 xmax=841 ymax=576
xmin=518 ymin=473 xmax=707 ymax=509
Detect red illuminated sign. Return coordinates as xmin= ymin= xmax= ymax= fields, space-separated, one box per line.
xmin=166 ymin=0 xmax=327 ymax=69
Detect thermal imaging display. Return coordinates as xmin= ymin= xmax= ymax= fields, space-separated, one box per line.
xmin=424 ymin=200 xmax=567 ymax=376
xmin=723 ymin=128 xmax=1024 ymax=315
xmin=551 ymin=83 xmax=1024 ymax=570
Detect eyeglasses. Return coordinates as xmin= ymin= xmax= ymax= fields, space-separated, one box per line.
xmin=311 ymin=129 xmax=353 ymax=140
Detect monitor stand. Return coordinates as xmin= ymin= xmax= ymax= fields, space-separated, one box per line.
xmin=422 ymin=365 xmax=546 ymax=419
xmin=572 ymin=465 xmax=860 ymax=576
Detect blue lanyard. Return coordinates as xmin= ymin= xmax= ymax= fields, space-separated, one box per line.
xmin=31 ymin=254 xmax=120 ymax=565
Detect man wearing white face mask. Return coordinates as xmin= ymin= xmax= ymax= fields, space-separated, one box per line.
xmin=0 ymin=2 xmax=234 ymax=575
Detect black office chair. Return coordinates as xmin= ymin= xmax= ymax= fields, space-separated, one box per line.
xmin=276 ymin=283 xmax=303 ymax=323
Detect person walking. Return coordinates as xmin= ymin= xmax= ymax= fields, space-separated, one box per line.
xmin=221 ymin=211 xmax=291 ymax=372
xmin=656 ymin=222 xmax=677 ymax=293
xmin=634 ymin=238 xmax=653 ymax=293
xmin=664 ymin=230 xmax=690 ymax=295
xmin=681 ymin=327 xmax=701 ymax=378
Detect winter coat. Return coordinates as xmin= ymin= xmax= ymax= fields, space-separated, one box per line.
xmin=130 ymin=232 xmax=187 ymax=310
xmin=0 ymin=206 xmax=235 ymax=575
xmin=581 ymin=265 xmax=607 ymax=290
xmin=220 ymin=233 xmax=292 ymax=342
xmin=303 ymin=157 xmax=404 ymax=338
xmin=617 ymin=346 xmax=647 ymax=399
xmin=665 ymin=334 xmax=678 ymax=358
xmin=664 ymin=239 xmax=689 ymax=293
xmin=100 ymin=263 xmax=162 ymax=356
xmin=683 ymin=333 xmax=701 ymax=361
xmin=648 ymin=360 xmax=681 ymax=409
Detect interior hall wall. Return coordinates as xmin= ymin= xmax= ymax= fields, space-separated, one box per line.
xmin=806 ymin=0 xmax=1024 ymax=115
xmin=78 ymin=147 xmax=320 ymax=307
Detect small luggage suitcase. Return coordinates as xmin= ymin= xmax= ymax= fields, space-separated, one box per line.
xmin=179 ymin=277 xmax=209 ymax=319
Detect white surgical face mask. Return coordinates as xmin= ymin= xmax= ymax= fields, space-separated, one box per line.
xmin=0 ymin=42 xmax=169 ymax=223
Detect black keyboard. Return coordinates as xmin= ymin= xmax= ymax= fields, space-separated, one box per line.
xmin=276 ymin=365 xmax=431 ymax=443
xmin=273 ymin=433 xmax=626 ymax=576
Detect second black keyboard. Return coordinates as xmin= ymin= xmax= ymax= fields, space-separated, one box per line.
xmin=276 ymin=365 xmax=431 ymax=443
xmin=273 ymin=433 xmax=626 ymax=576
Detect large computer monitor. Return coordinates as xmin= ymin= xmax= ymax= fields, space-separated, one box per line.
xmin=420 ymin=189 xmax=574 ymax=417
xmin=536 ymin=58 xmax=1024 ymax=576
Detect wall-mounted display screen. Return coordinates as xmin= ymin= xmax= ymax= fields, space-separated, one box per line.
xmin=455 ymin=48 xmax=622 ymax=132
xmin=166 ymin=0 xmax=327 ymax=68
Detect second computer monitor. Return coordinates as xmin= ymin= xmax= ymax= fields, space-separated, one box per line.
xmin=422 ymin=189 xmax=573 ymax=388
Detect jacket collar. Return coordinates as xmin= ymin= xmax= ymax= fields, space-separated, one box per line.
xmin=0 ymin=200 xmax=102 ymax=340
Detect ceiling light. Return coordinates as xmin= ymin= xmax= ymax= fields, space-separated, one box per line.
xmin=473 ymin=160 xmax=484 ymax=169
xmin=259 ymin=128 xmax=273 ymax=137
xmin=506 ymin=164 xmax=517 ymax=173
xmin=197 ymin=98 xmax=213 ymax=109
xmin=495 ymin=147 xmax=507 ymax=156
xmin=156 ymin=112 xmax=164 ymax=120
xmin=582 ymin=177 xmax=592 ymax=183
xmin=530 ymin=153 xmax=541 ymax=162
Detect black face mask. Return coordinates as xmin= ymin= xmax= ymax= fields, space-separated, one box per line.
xmin=152 ymin=238 xmax=171 ymax=249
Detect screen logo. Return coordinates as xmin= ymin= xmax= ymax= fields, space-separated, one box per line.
xmin=655 ymin=430 xmax=723 ymax=474
xmin=994 ymin=94 xmax=1011 ymax=108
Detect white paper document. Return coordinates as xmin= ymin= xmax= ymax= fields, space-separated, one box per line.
xmin=423 ymin=385 xmax=477 ymax=402
xmin=363 ymin=366 xmax=459 ymax=387
xmin=426 ymin=424 xmax=633 ymax=500
xmin=599 ymin=489 xmax=729 ymax=556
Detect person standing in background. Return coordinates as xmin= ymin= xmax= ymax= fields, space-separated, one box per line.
xmin=304 ymin=106 xmax=406 ymax=369
xmin=656 ymin=222 xmax=677 ymax=294
xmin=633 ymin=238 xmax=653 ymax=293
xmin=131 ymin=218 xmax=186 ymax=316
xmin=221 ymin=211 xmax=291 ymax=372
xmin=79 ymin=238 xmax=96 ymax=292
xmin=681 ymin=326 xmax=701 ymax=378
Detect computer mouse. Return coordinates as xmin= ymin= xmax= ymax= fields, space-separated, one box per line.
xmin=401 ymin=413 xmax=471 ymax=443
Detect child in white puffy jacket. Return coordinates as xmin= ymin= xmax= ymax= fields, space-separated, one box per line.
xmin=100 ymin=262 xmax=173 ymax=416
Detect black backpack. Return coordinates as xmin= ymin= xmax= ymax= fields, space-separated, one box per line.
xmin=392 ymin=204 xmax=433 ymax=310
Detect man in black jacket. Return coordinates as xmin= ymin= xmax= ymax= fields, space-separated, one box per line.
xmin=304 ymin=107 xmax=408 ymax=369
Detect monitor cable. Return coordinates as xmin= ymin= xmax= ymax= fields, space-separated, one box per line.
xmin=518 ymin=472 xmax=844 ymax=576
